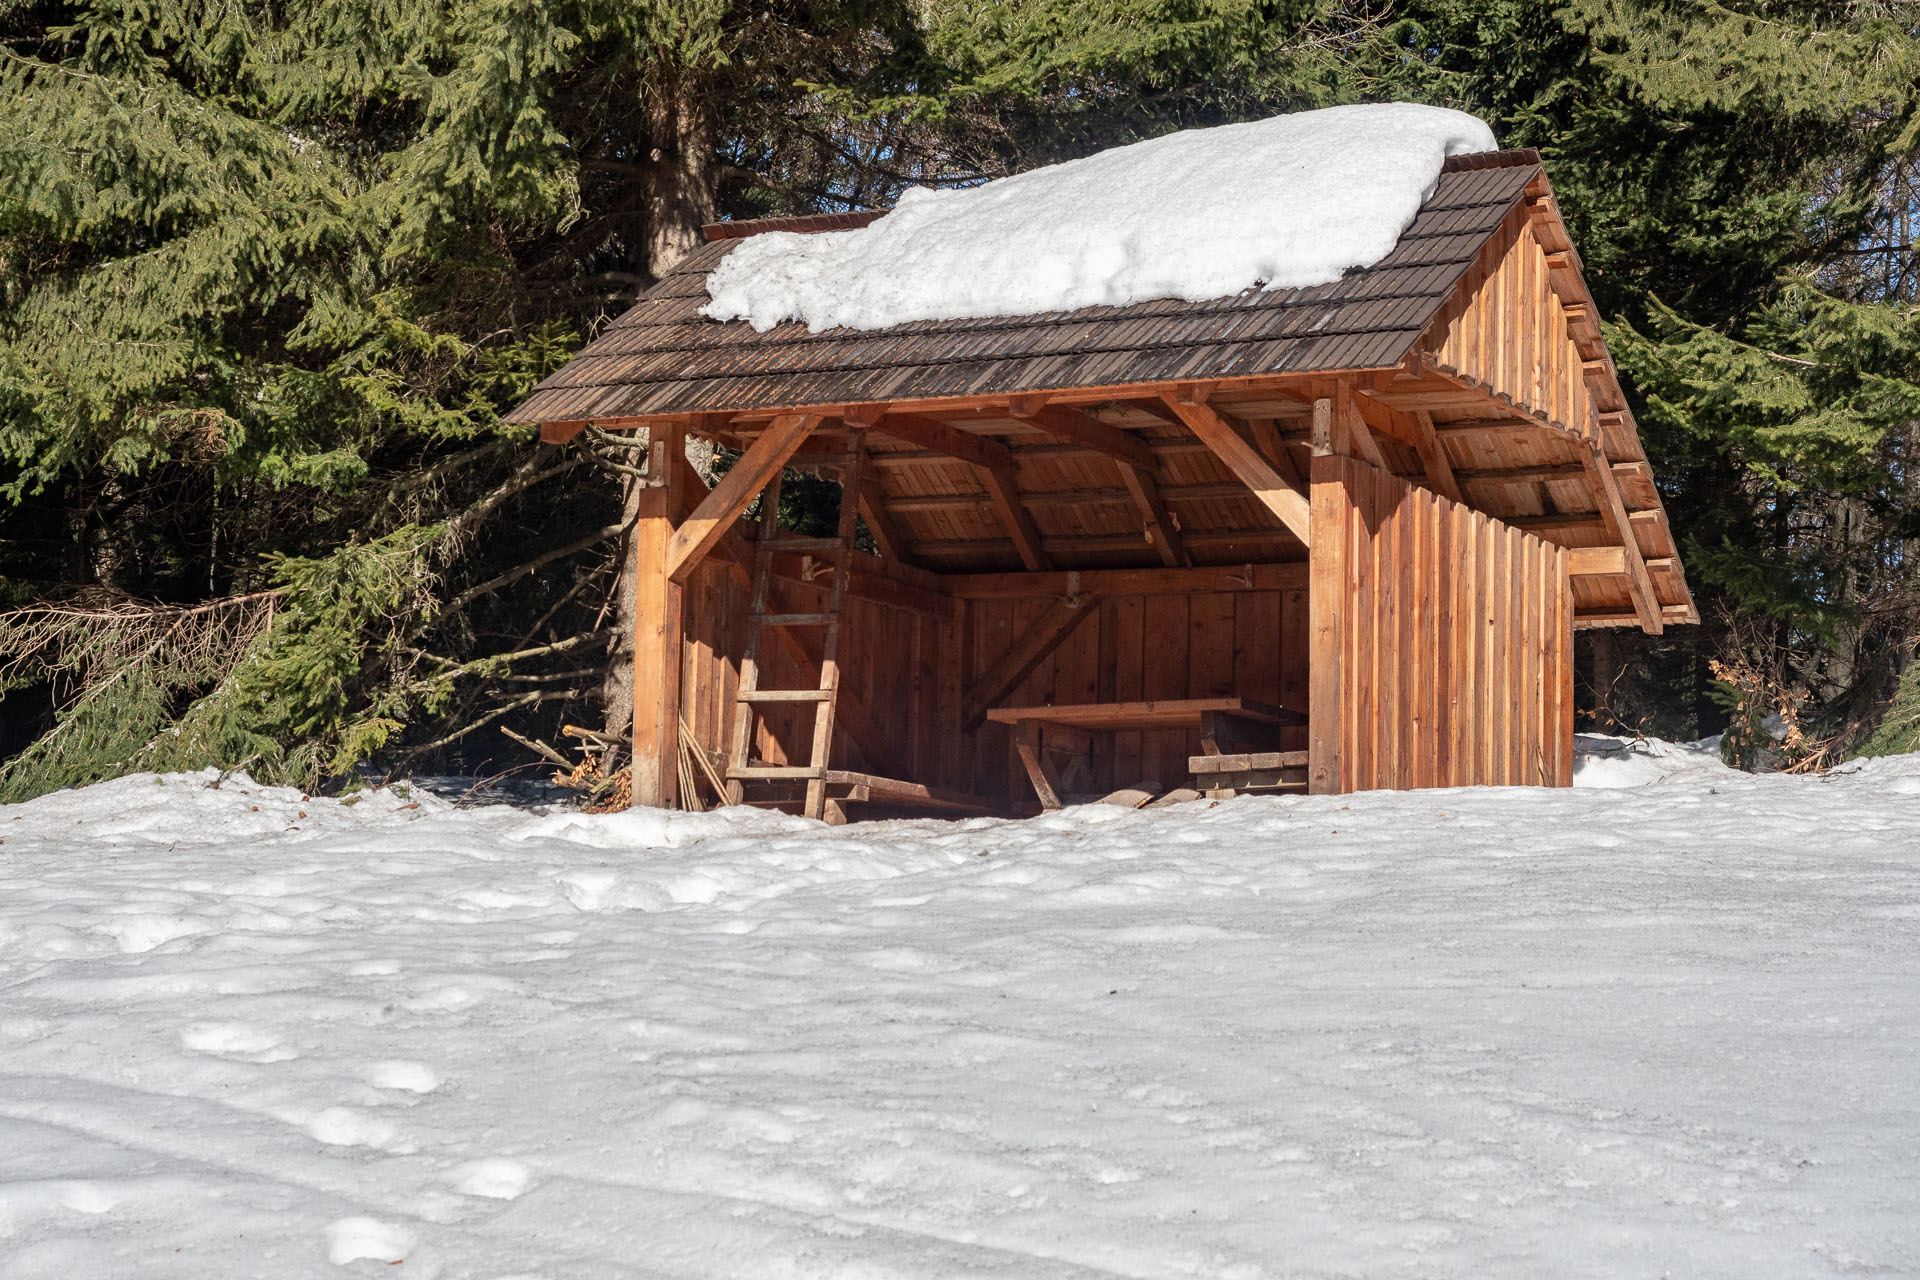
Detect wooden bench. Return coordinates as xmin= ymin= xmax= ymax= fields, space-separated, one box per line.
xmin=986 ymin=698 xmax=1305 ymax=809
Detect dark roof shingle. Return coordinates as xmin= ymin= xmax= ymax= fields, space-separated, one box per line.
xmin=505 ymin=152 xmax=1541 ymax=425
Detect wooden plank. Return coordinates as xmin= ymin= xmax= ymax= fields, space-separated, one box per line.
xmin=943 ymin=563 xmax=1304 ymax=599
xmin=667 ymin=414 xmax=821 ymax=583
xmin=1188 ymin=751 xmax=1310 ymax=773
xmin=817 ymin=770 xmax=995 ymax=813
xmin=960 ymin=599 xmax=1102 ymax=729
xmin=1162 ymin=395 xmax=1312 ymax=546
xmin=984 ymin=697 xmax=1302 ymax=729
xmin=1189 ymin=594 xmax=1236 ymax=699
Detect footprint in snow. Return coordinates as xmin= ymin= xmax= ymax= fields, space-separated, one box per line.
xmin=326 ymin=1217 xmax=423 ymax=1269
xmin=450 ymin=1158 xmax=532 ymax=1200
xmin=307 ymin=1106 xmax=407 ymax=1151
xmin=366 ymin=1060 xmax=441 ymax=1093
xmin=180 ymin=1023 xmax=297 ymax=1063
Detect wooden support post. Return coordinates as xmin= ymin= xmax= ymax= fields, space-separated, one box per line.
xmin=1162 ymin=393 xmax=1311 ymax=546
xmin=1013 ymin=721 xmax=1066 ymax=811
xmin=633 ymin=422 xmax=687 ymax=809
xmin=667 ymin=413 xmax=821 ymax=582
xmin=1307 ymin=452 xmax=1346 ymax=795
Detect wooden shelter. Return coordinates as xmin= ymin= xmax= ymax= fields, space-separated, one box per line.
xmin=506 ymin=149 xmax=1696 ymax=820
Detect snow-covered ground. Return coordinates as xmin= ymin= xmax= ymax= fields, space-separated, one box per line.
xmin=3 ymin=748 xmax=1916 ymax=1278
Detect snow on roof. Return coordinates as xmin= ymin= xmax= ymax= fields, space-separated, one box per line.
xmin=702 ymin=103 xmax=1499 ymax=334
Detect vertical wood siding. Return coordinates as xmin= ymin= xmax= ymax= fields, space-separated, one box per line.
xmin=957 ymin=587 xmax=1307 ymax=805
xmin=678 ymin=559 xmax=942 ymax=782
xmin=1309 ymin=454 xmax=1572 ymax=793
xmin=1425 ymin=207 xmax=1597 ymax=443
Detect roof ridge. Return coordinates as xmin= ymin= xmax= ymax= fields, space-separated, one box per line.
xmin=702 ymin=209 xmax=884 ymax=242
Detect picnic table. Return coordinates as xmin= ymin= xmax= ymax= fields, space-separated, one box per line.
xmin=985 ymin=697 xmax=1305 ymax=809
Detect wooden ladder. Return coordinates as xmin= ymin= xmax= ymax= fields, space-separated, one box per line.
xmin=725 ymin=431 xmax=868 ymax=820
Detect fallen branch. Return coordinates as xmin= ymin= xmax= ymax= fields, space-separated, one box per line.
xmin=499 ymin=725 xmax=572 ymax=768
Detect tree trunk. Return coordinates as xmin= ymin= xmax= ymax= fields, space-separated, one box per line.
xmin=599 ymin=76 xmax=717 ymax=745
xmin=1588 ymin=630 xmax=1619 ymax=731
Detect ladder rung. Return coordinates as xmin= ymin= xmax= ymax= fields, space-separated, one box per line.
xmin=755 ymin=612 xmax=836 ymax=626
xmin=739 ymin=689 xmax=832 ymax=703
xmin=729 ymin=766 xmax=823 ymax=780
xmin=759 ymin=536 xmax=845 ymax=553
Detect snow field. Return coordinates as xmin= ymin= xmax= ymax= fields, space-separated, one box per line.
xmin=1 ymin=757 xmax=1916 ymax=1277
xmin=702 ymin=104 xmax=1499 ymax=333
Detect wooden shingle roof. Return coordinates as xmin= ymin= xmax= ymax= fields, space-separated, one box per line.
xmin=504 ymin=153 xmax=1544 ymax=426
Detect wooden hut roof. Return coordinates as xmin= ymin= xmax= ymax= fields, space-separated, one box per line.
xmin=507 ymin=157 xmax=1540 ymax=424
xmin=506 ymin=149 xmax=1696 ymax=631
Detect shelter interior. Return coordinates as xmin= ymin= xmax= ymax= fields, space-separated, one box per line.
xmin=512 ymin=150 xmax=1696 ymax=821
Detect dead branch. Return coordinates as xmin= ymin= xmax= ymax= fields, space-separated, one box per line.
xmin=499 ymin=725 xmax=572 ymax=768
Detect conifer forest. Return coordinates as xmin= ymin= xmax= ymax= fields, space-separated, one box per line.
xmin=2 ymin=0 xmax=1918 ymax=799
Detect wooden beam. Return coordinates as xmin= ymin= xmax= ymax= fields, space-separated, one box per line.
xmin=1507 ymin=509 xmax=1661 ymax=533
xmin=1013 ymin=721 xmax=1066 ymax=811
xmin=1580 ymin=438 xmax=1661 ymax=634
xmin=1351 ymin=393 xmax=1463 ymax=505
xmin=1247 ymin=418 xmax=1305 ymax=487
xmin=1116 ymin=463 xmax=1188 ymax=567
xmin=1335 ymin=382 xmax=1389 ymax=470
xmin=873 ymin=413 xmax=1013 ymax=473
xmin=943 ymin=563 xmax=1305 ymax=599
xmin=856 ymin=480 xmax=912 ymax=564
xmin=884 ymin=481 xmax=1261 ymax=513
xmin=961 ymin=599 xmax=1102 ymax=729
xmin=632 ymin=422 xmax=687 ymax=809
xmin=1310 ymin=397 xmax=1334 ymax=455
xmin=1007 ymin=400 xmax=1181 ymax=565
xmin=666 ymin=413 xmax=821 ymax=583
xmin=1306 ymin=453 xmax=1344 ymax=795
xmin=1161 ymin=395 xmax=1311 ymax=546
xmin=982 ymin=469 xmax=1049 ymax=571
xmin=905 ymin=528 xmax=1297 ymax=560
xmin=1006 ymin=402 xmax=1157 ymax=471
xmin=1456 ymin=463 xmax=1587 ymax=484
xmin=1575 ymin=605 xmax=1695 ymax=630
xmin=1568 ymin=546 xmax=1626 ymax=577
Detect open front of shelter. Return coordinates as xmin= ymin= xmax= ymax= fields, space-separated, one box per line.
xmin=507 ymin=149 xmax=1696 ymax=821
